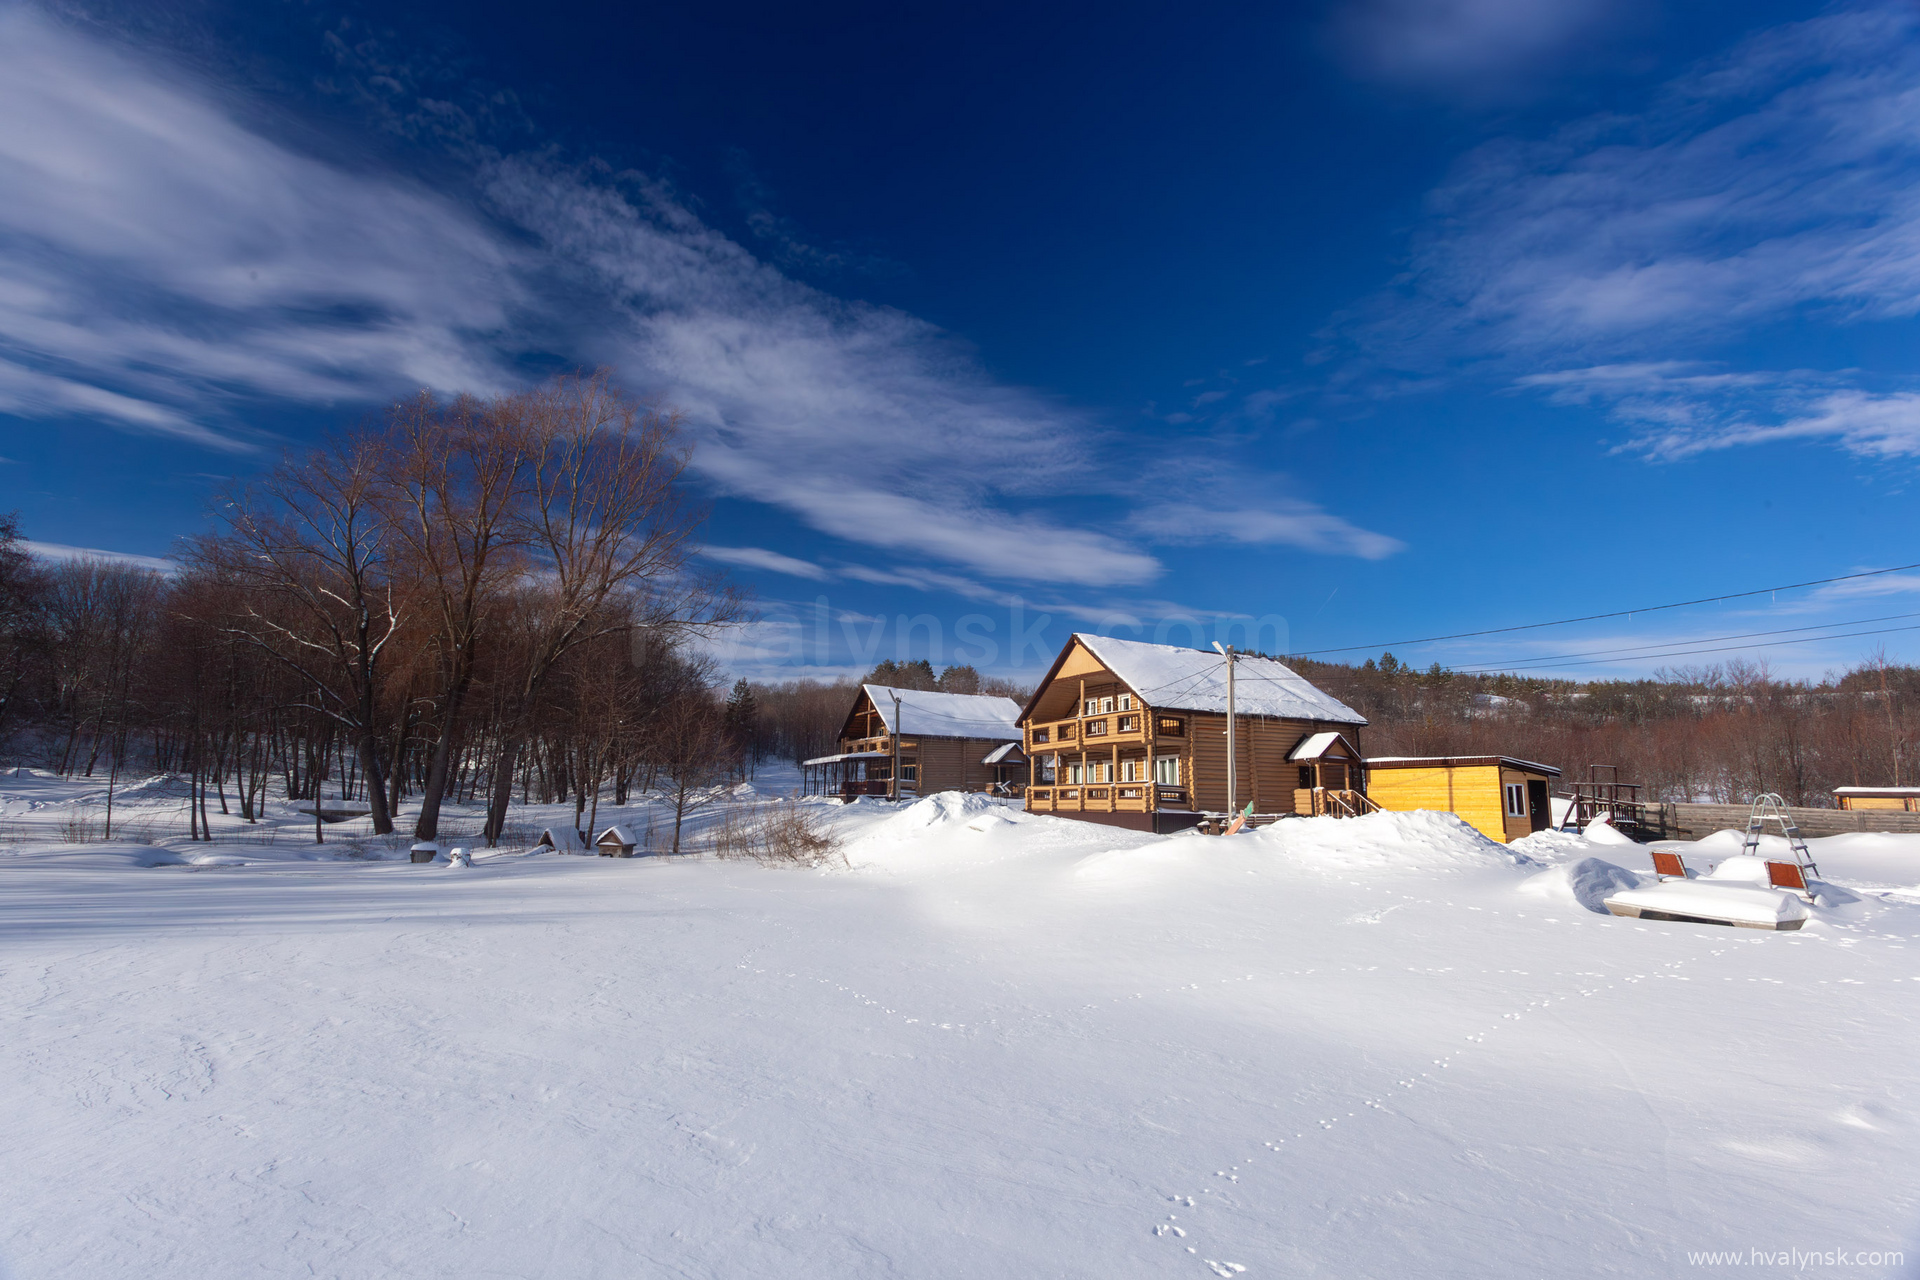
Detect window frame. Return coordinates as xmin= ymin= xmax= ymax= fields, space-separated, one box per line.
xmin=1154 ymin=755 xmax=1180 ymax=786
xmin=1504 ymin=781 xmax=1526 ymax=818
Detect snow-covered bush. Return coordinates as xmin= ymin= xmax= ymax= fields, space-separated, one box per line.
xmin=708 ymin=800 xmax=844 ymax=868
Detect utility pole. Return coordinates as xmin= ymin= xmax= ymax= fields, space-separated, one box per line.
xmin=891 ymin=691 xmax=904 ymax=803
xmin=1214 ymin=642 xmax=1237 ymax=819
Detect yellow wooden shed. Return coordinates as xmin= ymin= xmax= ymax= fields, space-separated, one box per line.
xmin=1363 ymin=755 xmax=1560 ymax=843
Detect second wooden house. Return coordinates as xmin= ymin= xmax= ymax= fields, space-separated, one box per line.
xmin=802 ymin=683 xmax=1023 ymax=800
xmin=1019 ymin=633 xmax=1369 ymax=832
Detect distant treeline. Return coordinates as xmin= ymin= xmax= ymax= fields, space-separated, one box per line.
xmin=740 ymin=648 xmax=1918 ymax=808
xmin=0 ymin=373 xmax=747 ymax=846
xmin=1289 ymin=651 xmax=1919 ymax=807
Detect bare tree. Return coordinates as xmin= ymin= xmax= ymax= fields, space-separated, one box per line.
xmin=651 ymin=693 xmax=733 ymax=855
xmin=383 ymin=391 xmax=531 ymax=841
xmin=479 ymin=372 xmax=739 ymax=845
xmin=190 ymin=432 xmax=408 ymax=835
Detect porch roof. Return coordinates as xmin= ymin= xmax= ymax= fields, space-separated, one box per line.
xmin=802 ymin=750 xmax=892 ymax=767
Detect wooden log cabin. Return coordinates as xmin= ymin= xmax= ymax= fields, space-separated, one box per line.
xmin=1019 ymin=633 xmax=1370 ymax=832
xmin=1363 ymin=756 xmax=1560 ymax=843
xmin=802 ymin=684 xmax=1023 ymax=800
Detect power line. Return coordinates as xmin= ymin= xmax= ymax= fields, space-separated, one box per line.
xmin=1291 ymin=561 xmax=1920 ymax=657
xmin=1489 ymin=623 xmax=1920 ymax=674
xmin=1444 ymin=611 xmax=1920 ymax=674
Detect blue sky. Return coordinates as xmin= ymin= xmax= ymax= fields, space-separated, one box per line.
xmin=2 ymin=0 xmax=1917 ymax=682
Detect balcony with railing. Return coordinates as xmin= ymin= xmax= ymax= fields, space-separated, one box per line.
xmin=1026 ymin=714 xmax=1147 ymax=750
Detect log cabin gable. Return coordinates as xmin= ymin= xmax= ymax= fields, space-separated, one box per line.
xmin=1018 ymin=635 xmax=1147 ymax=728
xmin=838 ymin=688 xmax=887 ymax=750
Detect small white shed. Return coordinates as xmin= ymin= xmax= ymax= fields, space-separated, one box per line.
xmin=595 ymin=825 xmax=638 ymax=858
xmin=537 ymin=827 xmax=589 ymax=854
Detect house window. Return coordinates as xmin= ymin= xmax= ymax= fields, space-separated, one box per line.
xmin=1098 ymin=761 xmax=1113 ymax=783
xmin=1098 ymin=696 xmax=1114 ymax=714
xmin=1154 ymin=756 xmax=1180 ymax=786
xmin=1118 ymin=694 xmax=1132 ymax=711
xmin=1084 ymin=698 xmax=1099 ymax=717
xmin=902 ymin=764 xmax=918 ymax=783
xmin=1158 ymin=717 xmax=1185 ymax=736
xmin=1504 ymin=782 xmax=1526 ymax=817
xmin=1068 ymin=762 xmax=1084 ymax=784
xmin=1122 ymin=759 xmax=1147 ymax=782
xmin=1118 ymin=715 xmax=1139 ymax=732
xmin=1031 ymin=727 xmax=1049 ymax=744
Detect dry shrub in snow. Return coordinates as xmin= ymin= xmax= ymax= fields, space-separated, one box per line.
xmin=709 ymin=801 xmax=844 ymax=868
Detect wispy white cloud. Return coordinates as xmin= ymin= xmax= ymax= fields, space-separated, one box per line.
xmin=1812 ymin=572 xmax=1920 ymax=602
xmin=0 ymin=5 xmax=1398 ymax=595
xmin=1375 ymin=5 xmax=1920 ymax=361
xmin=700 ymin=544 xmax=833 ymax=580
xmin=478 ymin=152 xmax=1175 ymax=587
xmin=24 ymin=540 xmax=174 ymax=571
xmin=1342 ymin=4 xmax=1920 ymax=465
xmin=1129 ymin=501 xmax=1405 ymax=561
xmin=0 ymin=7 xmax=521 ymax=448
xmin=1515 ymin=363 xmax=1920 ymax=460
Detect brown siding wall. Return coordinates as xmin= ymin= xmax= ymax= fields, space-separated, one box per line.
xmin=911 ymin=736 xmax=1012 ymax=793
xmin=1182 ymin=714 xmax=1327 ymax=814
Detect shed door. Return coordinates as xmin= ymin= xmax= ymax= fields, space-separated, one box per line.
xmin=1527 ymin=779 xmax=1550 ymax=833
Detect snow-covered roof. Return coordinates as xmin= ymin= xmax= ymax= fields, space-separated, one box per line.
xmin=539 ymin=827 xmax=587 ymax=851
xmin=595 ymin=825 xmax=637 ymax=846
xmin=802 ymin=751 xmax=892 ymax=766
xmin=1835 ymin=786 xmax=1920 ymax=794
xmin=1069 ymin=635 xmax=1366 ymax=725
xmin=864 ymin=685 xmax=1022 ymax=741
xmin=1287 ymin=731 xmax=1358 ymax=761
xmin=981 ymin=741 xmax=1025 ymax=765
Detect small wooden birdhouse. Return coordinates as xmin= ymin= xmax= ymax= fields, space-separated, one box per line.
xmin=595 ymin=825 xmax=637 ymax=858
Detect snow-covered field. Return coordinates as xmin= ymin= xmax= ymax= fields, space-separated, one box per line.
xmin=2 ymin=768 xmax=1917 ymax=1278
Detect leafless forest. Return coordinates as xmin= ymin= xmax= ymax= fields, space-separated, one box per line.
xmin=0 ymin=373 xmax=746 ymax=846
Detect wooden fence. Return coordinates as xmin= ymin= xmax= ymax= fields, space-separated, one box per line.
xmin=1640 ymin=802 xmax=1920 ymax=840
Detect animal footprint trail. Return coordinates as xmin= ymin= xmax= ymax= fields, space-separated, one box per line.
xmin=1148 ymin=935 xmax=1764 ymax=1269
